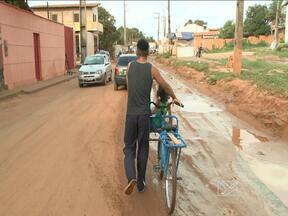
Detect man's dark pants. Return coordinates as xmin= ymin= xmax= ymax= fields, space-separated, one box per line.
xmin=124 ymin=114 xmax=150 ymax=185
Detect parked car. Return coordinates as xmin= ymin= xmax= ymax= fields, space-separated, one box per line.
xmin=114 ymin=54 xmax=137 ymax=90
xmin=97 ymin=50 xmax=110 ymax=59
xmin=78 ymin=54 xmax=112 ymax=87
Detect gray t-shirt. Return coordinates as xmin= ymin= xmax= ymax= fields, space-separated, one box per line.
xmin=127 ymin=61 xmax=153 ymax=115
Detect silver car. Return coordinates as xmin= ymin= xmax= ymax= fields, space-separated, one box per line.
xmin=78 ymin=54 xmax=112 ymax=87
xmin=114 ymin=54 xmax=137 ymax=90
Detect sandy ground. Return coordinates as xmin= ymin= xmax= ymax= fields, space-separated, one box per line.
xmin=0 ymin=80 xmax=166 ymax=216
xmin=1 ymin=65 xmax=288 ymax=215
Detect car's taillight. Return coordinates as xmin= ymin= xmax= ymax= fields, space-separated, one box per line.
xmin=115 ymin=67 xmax=119 ymax=75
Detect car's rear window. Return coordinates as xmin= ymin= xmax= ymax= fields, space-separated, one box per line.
xmin=118 ymin=56 xmax=137 ymax=66
xmin=84 ymin=56 xmax=104 ymax=65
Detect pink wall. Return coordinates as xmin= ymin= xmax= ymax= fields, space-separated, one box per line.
xmin=0 ymin=2 xmax=65 ymax=89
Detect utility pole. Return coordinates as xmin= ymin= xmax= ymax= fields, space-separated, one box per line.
xmin=274 ymin=0 xmax=281 ymax=49
xmin=46 ymin=1 xmax=50 ymax=19
xmin=285 ymin=1 xmax=288 ymax=43
xmin=233 ymin=0 xmax=244 ymax=74
xmin=80 ymin=0 xmax=87 ymax=63
xmin=168 ymin=0 xmax=172 ymax=53
xmin=154 ymin=12 xmax=160 ymax=42
xmin=162 ymin=15 xmax=166 ymax=37
xmin=168 ymin=0 xmax=171 ymax=38
xmin=123 ymin=0 xmax=127 ymax=46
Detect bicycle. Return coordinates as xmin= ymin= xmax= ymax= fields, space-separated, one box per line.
xmin=149 ymin=101 xmax=187 ymax=214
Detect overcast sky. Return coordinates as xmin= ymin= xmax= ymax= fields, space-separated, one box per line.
xmin=28 ymin=0 xmax=271 ymax=39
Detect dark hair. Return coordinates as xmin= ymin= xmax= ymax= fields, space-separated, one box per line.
xmin=137 ymin=39 xmax=149 ymax=57
xmin=157 ymin=86 xmax=169 ymax=103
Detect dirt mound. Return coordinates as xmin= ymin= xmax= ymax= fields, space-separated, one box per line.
xmin=219 ymin=79 xmax=288 ymax=133
xmin=155 ymin=59 xmax=288 ymax=137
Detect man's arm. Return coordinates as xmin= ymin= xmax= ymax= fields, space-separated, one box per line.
xmin=151 ymin=65 xmax=177 ymax=100
xmin=126 ymin=62 xmax=131 ymax=86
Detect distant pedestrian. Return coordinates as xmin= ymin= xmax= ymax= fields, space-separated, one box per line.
xmin=196 ymin=45 xmax=204 ymax=58
xmin=117 ymin=51 xmax=122 ymax=59
xmin=123 ymin=39 xmax=182 ymax=195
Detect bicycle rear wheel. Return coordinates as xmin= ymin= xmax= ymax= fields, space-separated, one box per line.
xmin=165 ymin=149 xmax=177 ymax=214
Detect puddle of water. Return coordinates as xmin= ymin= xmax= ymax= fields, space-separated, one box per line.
xmin=232 ymin=127 xmax=269 ymax=150
xmin=243 ymin=154 xmax=288 ymax=207
xmin=177 ymin=93 xmax=222 ymax=114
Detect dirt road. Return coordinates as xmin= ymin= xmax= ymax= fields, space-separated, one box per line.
xmin=0 ymin=80 xmax=166 ymax=216
xmin=1 ymin=64 xmax=288 ymax=216
xmin=153 ymin=62 xmax=288 ymax=216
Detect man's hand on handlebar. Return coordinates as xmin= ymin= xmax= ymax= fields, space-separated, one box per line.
xmin=173 ymin=98 xmax=184 ymax=108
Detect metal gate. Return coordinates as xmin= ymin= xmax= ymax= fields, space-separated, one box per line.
xmin=0 ymin=24 xmax=5 ymax=89
xmin=33 ymin=33 xmax=42 ymax=81
xmin=64 ymin=26 xmax=75 ymax=70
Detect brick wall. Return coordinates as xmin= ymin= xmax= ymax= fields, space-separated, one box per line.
xmin=193 ymin=32 xmax=285 ymax=50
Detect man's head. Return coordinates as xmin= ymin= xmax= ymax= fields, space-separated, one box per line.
xmin=136 ymin=39 xmax=149 ymax=57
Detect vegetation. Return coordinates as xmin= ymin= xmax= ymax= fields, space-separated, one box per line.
xmin=155 ymin=50 xmax=288 ymax=95
xmin=158 ymin=52 xmax=172 ymax=59
xmin=4 ymin=0 xmax=30 ymax=11
xmin=207 ymin=72 xmax=235 ymax=85
xmin=184 ymin=19 xmax=207 ymax=27
xmin=170 ymin=60 xmax=209 ymax=72
xmin=98 ymin=7 xmax=120 ymax=56
xmin=219 ymin=20 xmax=235 ymax=39
xmin=268 ymin=0 xmax=286 ymax=27
xmin=208 ymin=40 xmax=268 ymax=53
xmin=118 ymin=27 xmax=143 ymax=45
xmin=254 ymin=47 xmax=288 ymax=58
xmin=244 ymin=4 xmax=271 ymax=37
xmin=241 ymin=59 xmax=288 ymax=95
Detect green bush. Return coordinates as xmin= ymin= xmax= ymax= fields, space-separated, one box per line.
xmin=241 ymin=59 xmax=288 ymax=95
xmin=207 ymin=72 xmax=235 ymax=85
xmin=171 ymin=60 xmax=209 ymax=72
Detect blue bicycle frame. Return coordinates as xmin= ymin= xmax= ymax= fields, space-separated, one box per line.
xmin=150 ymin=115 xmax=187 ymax=176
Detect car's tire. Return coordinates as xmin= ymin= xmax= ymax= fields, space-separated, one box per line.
xmin=79 ymin=83 xmax=83 ymax=88
xmin=109 ymin=71 xmax=112 ymax=82
xmin=114 ymin=81 xmax=118 ymax=91
xmin=103 ymin=73 xmax=107 ymax=85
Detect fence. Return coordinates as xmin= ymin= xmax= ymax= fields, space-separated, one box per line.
xmin=193 ymin=32 xmax=285 ymax=50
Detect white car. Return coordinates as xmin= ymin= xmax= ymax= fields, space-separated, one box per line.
xmin=78 ymin=54 xmax=112 ymax=87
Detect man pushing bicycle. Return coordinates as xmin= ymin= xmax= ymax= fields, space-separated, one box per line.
xmin=123 ymin=39 xmax=182 ymax=195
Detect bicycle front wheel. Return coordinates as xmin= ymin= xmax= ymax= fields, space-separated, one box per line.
xmin=165 ymin=149 xmax=177 ymax=214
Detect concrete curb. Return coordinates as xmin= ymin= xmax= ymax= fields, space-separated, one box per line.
xmin=0 ymin=75 xmax=77 ymax=101
xmin=23 ymin=75 xmax=77 ymax=94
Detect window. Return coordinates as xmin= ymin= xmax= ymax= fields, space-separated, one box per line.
xmin=51 ymin=14 xmax=58 ymax=22
xmin=74 ymin=13 xmax=79 ymax=22
xmin=84 ymin=56 xmax=104 ymax=65
xmin=93 ymin=14 xmax=97 ymax=22
xmin=117 ymin=56 xmax=137 ymax=66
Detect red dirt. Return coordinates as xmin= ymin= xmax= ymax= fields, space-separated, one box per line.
xmin=154 ymin=59 xmax=288 ymax=138
xmin=0 ymin=80 xmax=167 ymax=216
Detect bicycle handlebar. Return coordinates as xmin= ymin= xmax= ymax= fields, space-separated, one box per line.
xmin=150 ymin=101 xmax=184 ymax=108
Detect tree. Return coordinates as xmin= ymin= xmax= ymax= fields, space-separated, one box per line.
xmin=184 ymin=19 xmax=193 ymax=26
xmin=5 ymin=0 xmax=30 ymax=11
xmin=184 ymin=19 xmax=207 ymax=27
xmin=98 ymin=7 xmax=120 ymax=55
xmin=268 ymin=0 xmax=286 ymax=27
xmin=193 ymin=19 xmax=207 ymax=27
xmin=117 ymin=26 xmax=145 ymax=45
xmin=219 ymin=20 xmax=235 ymax=38
xmin=145 ymin=36 xmax=155 ymax=42
xmin=244 ymin=4 xmax=270 ymax=36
